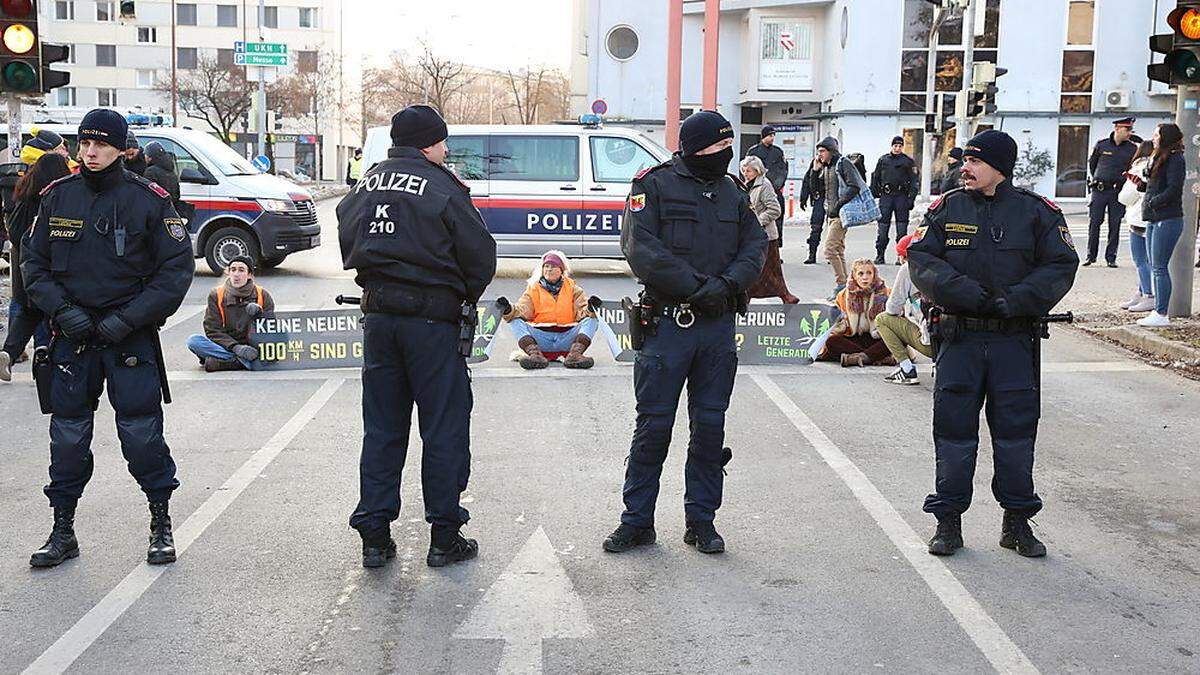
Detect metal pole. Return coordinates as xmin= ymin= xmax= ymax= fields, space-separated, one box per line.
xmin=256 ymin=0 xmax=265 ymax=158
xmin=921 ymin=7 xmax=946 ymax=199
xmin=665 ymin=0 xmax=683 ymax=151
xmin=6 ymin=95 xmax=21 ymax=161
xmin=1169 ymin=85 xmax=1198 ymax=317
xmin=955 ymin=0 xmax=977 ymax=140
xmin=171 ymin=0 xmax=177 ymax=126
xmin=701 ymin=0 xmax=720 ymax=110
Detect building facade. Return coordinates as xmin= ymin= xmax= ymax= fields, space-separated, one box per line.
xmin=571 ymin=0 xmax=1174 ymax=200
xmin=35 ymin=0 xmax=352 ymax=180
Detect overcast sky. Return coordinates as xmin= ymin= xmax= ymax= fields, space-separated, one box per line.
xmin=341 ymin=0 xmax=574 ymax=71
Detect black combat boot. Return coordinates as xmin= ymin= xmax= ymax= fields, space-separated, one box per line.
xmin=602 ymin=523 xmax=656 ymax=553
xmin=1000 ymin=510 xmax=1046 ymax=558
xmin=360 ymin=527 xmax=396 ymax=568
xmin=147 ymin=501 xmax=177 ymax=565
xmin=927 ymin=514 xmax=963 ymax=556
xmin=803 ymin=246 xmax=818 ymax=264
xmin=683 ymin=520 xmax=725 ymax=554
xmin=427 ymin=526 xmax=478 ymax=567
xmin=30 ymin=506 xmax=80 ymax=568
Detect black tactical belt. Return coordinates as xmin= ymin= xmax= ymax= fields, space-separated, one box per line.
xmin=954 ymin=316 xmax=1035 ymax=333
xmin=1091 ymin=181 xmax=1121 ymax=192
xmin=655 ymin=303 xmax=731 ymax=327
xmin=362 ymin=283 xmax=461 ymax=323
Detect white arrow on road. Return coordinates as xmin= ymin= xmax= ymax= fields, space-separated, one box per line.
xmin=454 ymin=526 xmax=594 ymax=674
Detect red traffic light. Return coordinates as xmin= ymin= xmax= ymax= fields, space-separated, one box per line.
xmin=0 ymin=0 xmax=33 ymax=18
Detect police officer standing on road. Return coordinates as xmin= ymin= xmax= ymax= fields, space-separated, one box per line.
xmin=338 ymin=105 xmax=497 ymax=569
xmin=1084 ymin=117 xmax=1138 ymax=267
xmin=602 ymin=111 xmax=767 ymax=555
xmin=747 ymin=125 xmax=788 ymax=246
xmin=21 ymin=109 xmax=195 ymax=568
xmin=907 ymin=130 xmax=1078 ymax=559
xmin=870 ymin=136 xmax=919 ymax=265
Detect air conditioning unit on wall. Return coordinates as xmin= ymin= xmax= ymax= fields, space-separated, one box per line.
xmin=1104 ymin=89 xmax=1131 ymax=110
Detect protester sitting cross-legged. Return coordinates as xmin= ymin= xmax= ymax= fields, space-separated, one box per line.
xmin=186 ymin=256 xmax=275 ymax=371
xmin=816 ymin=258 xmax=894 ymax=367
xmin=498 ymin=250 xmax=598 ymax=370
xmin=876 ymin=234 xmax=934 ymax=384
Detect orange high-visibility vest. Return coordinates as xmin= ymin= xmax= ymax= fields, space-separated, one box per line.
xmin=216 ymin=285 xmax=264 ymax=326
xmin=528 ymin=277 xmax=577 ymax=325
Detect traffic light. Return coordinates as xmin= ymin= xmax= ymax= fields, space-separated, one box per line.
xmin=966 ymin=62 xmax=1006 ymax=119
xmin=1149 ymin=2 xmax=1200 ymax=85
xmin=0 ymin=0 xmax=39 ymax=93
xmin=41 ymin=42 xmax=68 ymax=91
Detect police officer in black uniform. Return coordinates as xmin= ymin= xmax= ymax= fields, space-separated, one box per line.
xmin=21 ymin=109 xmax=194 ymax=567
xmin=871 ymin=136 xmax=919 ymax=265
xmin=1084 ymin=117 xmax=1137 ymax=267
xmin=338 ymin=105 xmax=497 ymax=569
xmin=907 ymin=130 xmax=1078 ymax=559
xmin=939 ymin=146 xmax=963 ymax=194
xmin=602 ymin=111 xmax=767 ymax=555
xmin=798 ymin=156 xmax=826 ymax=264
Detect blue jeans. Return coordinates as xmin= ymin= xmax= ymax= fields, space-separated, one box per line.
xmin=4 ymin=298 xmax=50 ymax=360
xmin=186 ymin=334 xmax=252 ymax=369
xmin=1129 ymin=228 xmax=1152 ymax=296
xmin=1146 ymin=217 xmax=1185 ymax=315
xmin=509 ymin=317 xmax=598 ymax=352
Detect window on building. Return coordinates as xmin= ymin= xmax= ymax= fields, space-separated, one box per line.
xmin=1056 ymin=125 xmax=1090 ymax=198
xmin=1066 ymin=0 xmax=1095 ymax=46
xmin=217 ymin=5 xmax=237 ymax=27
xmin=217 ymin=48 xmax=234 ymax=67
xmin=299 ymin=7 xmax=318 ymax=28
xmin=297 ymin=50 xmax=318 ymax=72
xmin=65 ymin=43 xmax=76 ymax=64
xmin=177 ymin=3 xmax=196 ymax=25
xmin=54 ymin=1 xmax=74 ymax=20
xmin=96 ymin=0 xmax=114 ymax=21
xmin=606 ymin=25 xmax=638 ymax=61
xmin=136 ymin=69 xmax=155 ymax=88
xmin=1061 ymin=1 xmax=1094 ymax=114
xmin=898 ymin=0 xmax=1002 ymax=113
xmin=590 ymin=137 xmax=657 ymax=183
xmin=263 ymin=6 xmax=278 ymax=28
xmin=98 ymin=88 xmax=116 ymax=106
xmin=446 ymin=135 xmax=488 ymax=180
xmin=489 ymin=136 xmax=579 ymax=182
xmin=178 ymin=47 xmax=197 ymax=70
xmin=96 ymin=44 xmax=116 ymax=67
xmin=137 ymin=26 xmax=156 ymax=43
xmin=56 ymin=87 xmax=76 ymax=107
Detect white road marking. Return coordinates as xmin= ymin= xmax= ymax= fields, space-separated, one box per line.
xmin=159 ymin=305 xmax=204 ymax=332
xmin=454 ymin=526 xmax=593 ymax=674
xmin=752 ymin=374 xmax=1040 ymax=675
xmin=21 ymin=377 xmax=346 ymax=675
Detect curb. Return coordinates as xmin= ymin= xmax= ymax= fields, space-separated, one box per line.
xmin=1093 ymin=324 xmax=1200 ymax=364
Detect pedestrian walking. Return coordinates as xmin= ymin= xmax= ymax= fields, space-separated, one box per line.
xmin=798 ymin=156 xmax=826 ymax=264
xmin=907 ymin=129 xmax=1078 ymax=559
xmin=602 ymin=110 xmax=767 ymax=555
xmin=746 ymin=126 xmax=788 ymax=247
xmin=1136 ymin=123 xmax=1186 ymax=328
xmin=870 ymin=136 xmax=918 ymax=265
xmin=817 ymin=136 xmax=863 ymax=292
xmin=338 ymin=105 xmax=497 ymax=569
xmin=939 ymin=147 xmax=963 ymax=194
xmin=346 ymin=148 xmax=363 ymax=187
xmin=740 ymin=155 xmax=799 ymax=304
xmin=1084 ymin=117 xmax=1138 ymax=267
xmin=20 ymin=109 xmax=195 ymax=568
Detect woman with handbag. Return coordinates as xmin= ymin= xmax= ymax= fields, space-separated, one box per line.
xmin=740 ymin=156 xmax=800 ymax=304
xmin=1116 ymin=140 xmax=1155 ymax=312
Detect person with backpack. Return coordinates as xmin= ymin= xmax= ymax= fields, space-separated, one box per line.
xmin=186 ymin=256 xmax=275 ymax=371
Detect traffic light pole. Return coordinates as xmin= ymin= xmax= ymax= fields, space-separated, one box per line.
xmin=1170 ymin=85 xmax=1199 ymax=317
xmin=920 ymin=5 xmax=948 ymax=198
xmin=6 ymin=95 xmax=20 ymax=161
xmin=256 ymin=0 xmax=266 ymax=159
xmin=954 ymin=0 xmax=977 ymax=140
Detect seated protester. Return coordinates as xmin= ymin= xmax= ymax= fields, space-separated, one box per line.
xmin=876 ymin=234 xmax=934 ymax=385
xmin=186 ymin=256 xmax=275 ymax=371
xmin=817 ymin=258 xmax=894 ymax=367
xmin=499 ymin=250 xmax=597 ymax=370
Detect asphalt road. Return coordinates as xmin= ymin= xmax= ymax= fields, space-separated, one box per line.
xmin=0 ymin=199 xmax=1197 ymax=674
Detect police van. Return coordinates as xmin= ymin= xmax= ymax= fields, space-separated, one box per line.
xmin=362 ymin=120 xmax=669 ymax=258
xmin=3 ymin=124 xmax=319 ymax=274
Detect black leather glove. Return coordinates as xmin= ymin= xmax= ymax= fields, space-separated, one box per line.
xmin=688 ymin=277 xmax=734 ymax=315
xmin=233 ymin=344 xmax=259 ymax=362
xmin=587 ymin=295 xmax=603 ymax=313
xmin=988 ymin=294 xmax=1013 ymax=319
xmin=975 ymin=287 xmax=993 ymax=314
xmin=96 ymin=312 xmax=134 ymax=345
xmin=496 ymin=296 xmax=512 ymax=315
xmin=245 ymin=302 xmax=263 ymax=318
xmin=54 ymin=305 xmax=95 ymax=342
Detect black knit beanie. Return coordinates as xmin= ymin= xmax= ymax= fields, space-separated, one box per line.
xmin=963 ymin=130 xmax=1017 ymax=177
xmin=679 ymin=111 xmax=734 ymax=156
xmin=78 ymin=108 xmax=128 ymax=150
xmin=390 ymin=105 xmax=449 ymax=149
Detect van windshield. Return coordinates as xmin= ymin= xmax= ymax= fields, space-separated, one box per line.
xmin=187 ymin=132 xmax=261 ymax=175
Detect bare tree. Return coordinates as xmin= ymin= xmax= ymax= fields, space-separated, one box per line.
xmin=360 ymin=42 xmax=476 ymax=122
xmin=159 ymin=55 xmax=252 ymax=145
xmin=273 ymin=49 xmax=342 ymax=180
xmin=503 ymin=67 xmax=571 ymax=124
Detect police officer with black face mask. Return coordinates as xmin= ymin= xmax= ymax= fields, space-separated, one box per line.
xmin=602 ymin=111 xmax=767 ymax=555
xmin=907 ymin=130 xmax=1078 ymax=560
xmin=21 ymin=108 xmax=194 ymax=568
xmin=338 ymin=105 xmax=496 ymax=569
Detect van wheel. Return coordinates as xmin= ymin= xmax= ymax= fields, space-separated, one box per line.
xmin=205 ymin=227 xmax=260 ymax=275
xmin=260 ymin=255 xmax=285 ymax=270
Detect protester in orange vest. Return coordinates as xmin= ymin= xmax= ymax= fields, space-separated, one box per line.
xmin=498 ymin=250 xmax=597 ymax=369
xmin=186 ymin=256 xmax=275 ymax=371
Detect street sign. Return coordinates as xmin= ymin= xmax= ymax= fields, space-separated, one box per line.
xmin=591 ymin=98 xmax=607 ymax=115
xmin=252 ymin=154 xmax=271 ymax=172
xmin=234 ymin=41 xmax=287 ymax=55
xmin=235 ymin=52 xmax=288 ymax=67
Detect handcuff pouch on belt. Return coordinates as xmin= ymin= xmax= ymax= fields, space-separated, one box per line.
xmin=32 ymin=340 xmax=54 ymax=415
xmin=624 ymin=293 xmax=661 ymax=351
xmin=458 ymin=302 xmax=477 ymax=358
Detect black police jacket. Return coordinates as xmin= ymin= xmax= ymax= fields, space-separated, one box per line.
xmin=621 ymin=155 xmax=768 ymax=304
xmin=871 ymin=152 xmax=918 ymax=198
xmin=21 ymin=162 xmax=195 ymax=330
xmin=798 ymin=164 xmax=825 ymax=209
xmin=938 ymin=163 xmax=962 ymax=194
xmin=337 ymin=146 xmax=497 ymax=303
xmin=906 ymin=181 xmax=1078 ymax=318
xmin=1088 ymin=134 xmax=1137 ymax=186
xmin=747 ymin=142 xmax=788 ymax=192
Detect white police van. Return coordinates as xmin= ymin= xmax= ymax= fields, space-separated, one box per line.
xmin=4 ymin=124 xmax=319 ymax=274
xmin=361 ymin=119 xmax=670 ymax=258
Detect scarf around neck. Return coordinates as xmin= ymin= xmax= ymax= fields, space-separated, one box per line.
xmin=539 ymin=276 xmax=564 ymax=296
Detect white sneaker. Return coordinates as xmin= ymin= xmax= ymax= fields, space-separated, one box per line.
xmin=1127 ymin=296 xmax=1156 ymax=312
xmin=1137 ymin=312 xmax=1170 ymax=328
xmin=0 ymin=351 xmax=10 ymax=382
xmin=1120 ymin=292 xmax=1144 ymax=310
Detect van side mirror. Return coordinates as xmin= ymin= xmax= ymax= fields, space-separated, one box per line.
xmin=180 ymin=167 xmax=216 ymax=185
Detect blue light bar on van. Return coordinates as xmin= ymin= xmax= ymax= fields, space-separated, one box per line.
xmin=578 ymin=114 xmax=603 ymax=128
xmin=126 ymin=113 xmax=150 ymax=125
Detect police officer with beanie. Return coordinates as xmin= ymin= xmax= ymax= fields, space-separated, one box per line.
xmin=906 ymin=129 xmax=1078 ymax=559
xmin=21 ymin=108 xmax=195 ymax=567
xmin=870 ymin=136 xmax=919 ymax=265
xmin=338 ymin=105 xmax=496 ymax=569
xmin=602 ymin=111 xmax=767 ymax=555
xmin=1084 ymin=117 xmax=1138 ymax=267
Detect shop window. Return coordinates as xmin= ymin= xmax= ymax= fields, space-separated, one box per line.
xmin=1056 ymin=125 xmax=1090 ymax=198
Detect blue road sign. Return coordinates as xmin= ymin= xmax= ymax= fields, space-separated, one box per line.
xmin=252 ymin=154 xmax=271 ymax=172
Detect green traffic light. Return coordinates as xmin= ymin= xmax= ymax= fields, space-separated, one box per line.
xmin=2 ymin=61 xmax=36 ymax=91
